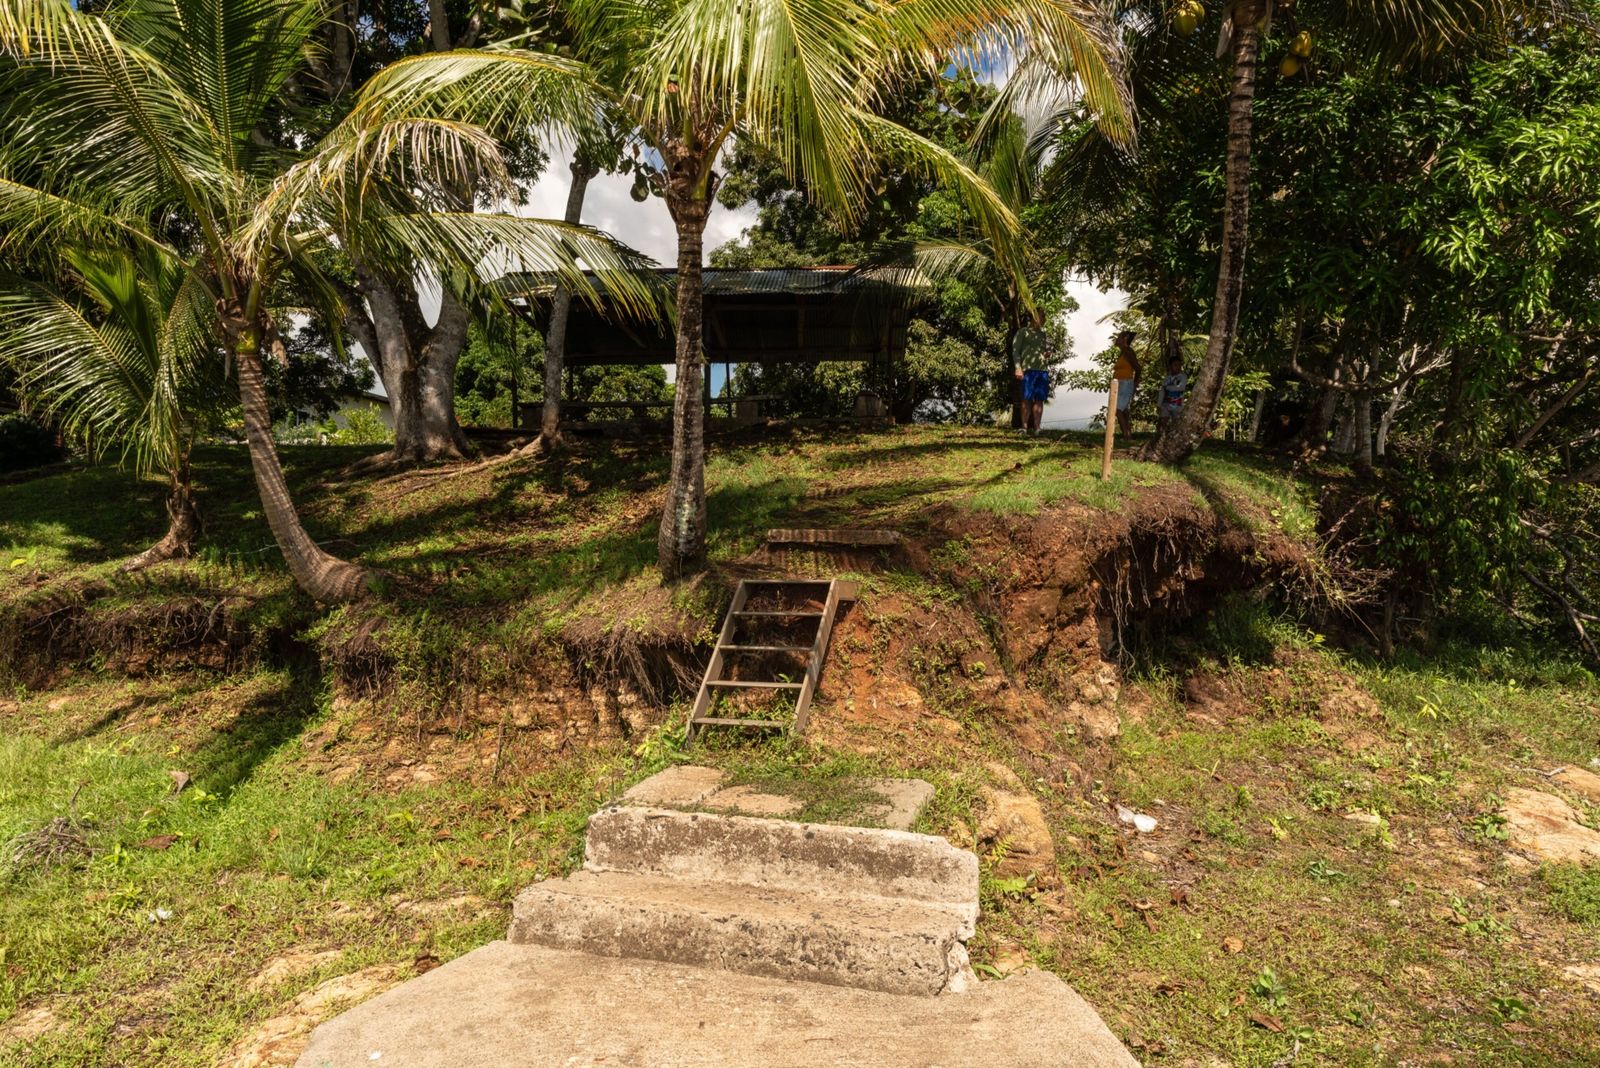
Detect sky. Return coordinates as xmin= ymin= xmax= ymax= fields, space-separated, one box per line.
xmin=390 ymin=156 xmax=1127 ymax=428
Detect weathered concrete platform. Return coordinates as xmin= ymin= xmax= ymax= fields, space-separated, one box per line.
xmin=585 ymin=804 xmax=977 ymax=906
xmin=295 ymin=940 xmax=1139 ymax=1068
xmin=509 ymin=869 xmax=971 ymax=995
xmin=619 ymin=765 xmax=935 ymax=830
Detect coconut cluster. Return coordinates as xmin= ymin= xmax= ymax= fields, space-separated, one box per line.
xmin=1171 ymin=0 xmax=1205 ymax=36
xmin=1280 ymin=29 xmax=1313 ymax=76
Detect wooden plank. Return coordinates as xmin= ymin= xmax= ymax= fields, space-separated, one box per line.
xmin=741 ymin=577 xmax=832 ymax=585
xmin=765 ymin=528 xmax=901 ymax=547
xmin=685 ymin=582 xmax=748 ymax=745
xmin=717 ymin=644 xmax=813 ymax=653
xmin=692 ymin=718 xmax=786 ymax=728
xmin=792 ymin=579 xmax=843 ymax=737
xmin=707 ymin=680 xmax=803 ymax=690
xmin=733 ymin=610 xmax=825 ymax=618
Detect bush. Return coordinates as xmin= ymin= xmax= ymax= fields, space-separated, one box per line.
xmin=0 ymin=414 xmax=66 ymax=473
xmin=328 ymin=406 xmax=392 ymax=446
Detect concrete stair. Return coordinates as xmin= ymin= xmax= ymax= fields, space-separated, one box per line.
xmin=294 ymin=768 xmax=1139 ymax=1066
xmin=509 ymin=802 xmax=979 ymax=996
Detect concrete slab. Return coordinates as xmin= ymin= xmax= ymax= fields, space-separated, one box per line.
xmin=585 ymin=805 xmax=977 ymax=911
xmin=700 ymin=783 xmax=804 ymax=817
xmin=620 ymin=766 xmax=725 ymax=808
xmin=620 ymin=766 xmax=936 ymax=830
xmin=859 ymin=777 xmax=936 ymax=830
xmin=508 ymin=870 xmax=971 ymax=996
xmin=295 ymin=941 xmax=1139 ymax=1068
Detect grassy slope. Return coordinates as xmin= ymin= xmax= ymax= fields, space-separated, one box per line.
xmin=1 ymin=428 xmax=1597 ymax=1066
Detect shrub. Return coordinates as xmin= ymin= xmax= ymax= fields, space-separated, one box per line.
xmin=0 ymin=414 xmax=66 ymax=473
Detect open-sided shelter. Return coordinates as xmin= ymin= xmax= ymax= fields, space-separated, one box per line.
xmin=504 ymin=266 xmax=915 ymax=427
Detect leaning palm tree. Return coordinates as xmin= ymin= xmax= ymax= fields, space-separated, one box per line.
xmin=0 ymin=247 xmax=224 ymax=570
xmin=0 ymin=0 xmax=656 ymax=601
xmin=356 ymin=0 xmax=1130 ymax=578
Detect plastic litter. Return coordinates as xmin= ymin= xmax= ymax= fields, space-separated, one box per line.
xmin=1115 ymin=804 xmax=1158 ymax=834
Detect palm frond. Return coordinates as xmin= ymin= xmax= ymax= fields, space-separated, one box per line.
xmin=125 ymin=0 xmax=330 ymax=177
xmin=363 ymin=212 xmax=665 ymax=322
xmin=346 ymin=47 xmax=606 ymax=138
xmin=244 ymin=116 xmax=515 ymax=265
xmin=889 ymin=0 xmax=1131 ymax=144
xmin=0 ymin=2 xmax=223 ymax=216
xmin=851 ymin=108 xmax=1026 ymax=289
xmin=0 ymin=177 xmax=184 ymax=265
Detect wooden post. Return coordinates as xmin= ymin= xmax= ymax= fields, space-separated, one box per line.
xmin=1101 ymin=377 xmax=1118 ymax=481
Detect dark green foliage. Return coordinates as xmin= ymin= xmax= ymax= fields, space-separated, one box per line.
xmin=713 ymin=69 xmax=1075 ymax=423
xmin=0 ymin=414 xmax=65 ymax=473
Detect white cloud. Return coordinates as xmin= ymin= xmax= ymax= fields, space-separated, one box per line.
xmin=516 ymin=159 xmax=759 ymax=267
xmin=1043 ymin=276 xmax=1127 ymax=429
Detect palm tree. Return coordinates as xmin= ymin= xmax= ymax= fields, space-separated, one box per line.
xmin=0 ymin=0 xmax=655 ymax=601
xmin=0 ymin=247 xmax=224 ymax=570
xmin=357 ymin=0 xmax=1128 ymax=578
xmin=1128 ymin=0 xmax=1583 ymax=463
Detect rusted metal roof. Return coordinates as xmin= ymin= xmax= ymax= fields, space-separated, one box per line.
xmin=502 ymin=266 xmax=913 ymax=299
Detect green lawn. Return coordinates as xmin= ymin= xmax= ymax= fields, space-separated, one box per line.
xmin=3 ymin=427 xmax=1596 ymax=1066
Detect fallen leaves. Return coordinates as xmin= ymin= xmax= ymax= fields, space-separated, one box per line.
xmin=137 ymin=834 xmax=177 ymax=851
xmin=167 ymin=770 xmax=191 ymax=795
xmin=1249 ymin=1011 xmax=1285 ymax=1033
xmin=1223 ymin=936 xmax=1244 ymax=955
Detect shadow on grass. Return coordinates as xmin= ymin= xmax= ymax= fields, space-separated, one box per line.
xmin=186 ymin=669 xmax=323 ymax=796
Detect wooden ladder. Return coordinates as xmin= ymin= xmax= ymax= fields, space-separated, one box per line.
xmin=686 ymin=578 xmax=857 ymax=746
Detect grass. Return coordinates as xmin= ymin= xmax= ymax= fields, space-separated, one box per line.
xmin=0 ymin=427 xmax=1312 ymax=716
xmin=5 ymin=426 xmax=1597 ymax=1065
xmin=0 ymin=671 xmax=637 ymax=1065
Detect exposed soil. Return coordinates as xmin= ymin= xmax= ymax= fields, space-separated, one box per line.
xmin=3 ymin=473 xmax=1314 ymax=792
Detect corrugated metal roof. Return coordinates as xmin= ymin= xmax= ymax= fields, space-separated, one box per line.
xmin=502 ymin=266 xmax=914 ymax=299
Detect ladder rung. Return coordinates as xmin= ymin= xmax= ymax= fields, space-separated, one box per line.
xmin=690 ymin=717 xmax=787 ymax=728
xmin=718 ymin=644 xmax=814 ymax=653
xmin=734 ymin=610 xmax=824 ymax=618
xmin=708 ymin=680 xmax=803 ymax=689
xmin=741 ymin=579 xmax=833 ymax=586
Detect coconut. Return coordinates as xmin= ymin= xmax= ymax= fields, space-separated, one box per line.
xmin=1279 ymin=55 xmax=1302 ymax=77
xmin=1175 ymin=9 xmax=1199 ymax=34
xmin=1290 ymin=31 xmax=1313 ymax=58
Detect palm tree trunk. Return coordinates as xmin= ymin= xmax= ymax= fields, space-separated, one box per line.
xmin=657 ymin=196 xmax=710 ymax=579
xmin=541 ymin=159 xmax=597 ymax=444
xmin=1140 ymin=14 xmax=1262 ymax=463
xmin=231 ymin=322 xmax=373 ymax=602
xmin=122 ymin=448 xmax=200 ymax=572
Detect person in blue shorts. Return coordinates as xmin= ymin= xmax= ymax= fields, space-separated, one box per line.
xmin=1014 ymin=310 xmax=1051 ymax=434
xmin=1021 ymin=367 xmax=1051 ymax=433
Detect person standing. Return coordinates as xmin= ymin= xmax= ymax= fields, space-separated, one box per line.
xmin=1112 ymin=330 xmax=1141 ymax=443
xmin=1158 ymin=355 xmax=1188 ymax=428
xmin=1014 ymin=309 xmax=1051 ymax=434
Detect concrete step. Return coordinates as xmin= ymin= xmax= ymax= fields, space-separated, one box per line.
xmin=508 ymin=870 xmax=972 ymax=996
xmin=296 ymin=940 xmax=1140 ymax=1068
xmin=585 ymin=804 xmax=977 ymax=919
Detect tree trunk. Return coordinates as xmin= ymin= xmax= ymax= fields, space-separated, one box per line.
xmin=230 ymin=317 xmax=373 ymax=602
xmin=1139 ymin=14 xmax=1262 ymax=463
xmin=542 ymin=160 xmax=597 ymax=443
xmin=409 ymin=286 xmax=472 ymax=460
xmin=657 ymin=197 xmax=710 ymax=579
xmin=122 ymin=449 xmax=200 ymax=572
xmin=346 ymin=268 xmax=471 ymax=465
xmin=1352 ymin=389 xmax=1374 ymax=475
